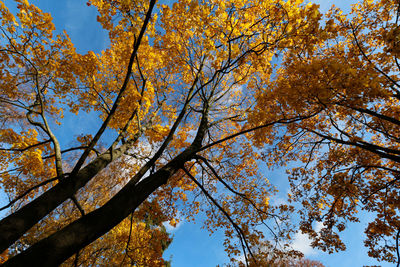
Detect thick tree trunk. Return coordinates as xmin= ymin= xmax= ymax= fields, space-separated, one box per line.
xmin=1 ymin=84 xmax=208 ymax=264
xmin=2 ymin=147 xmax=194 ymax=266
xmin=0 ymin=0 xmax=158 ymax=251
xmin=0 ymin=140 xmax=136 ymax=253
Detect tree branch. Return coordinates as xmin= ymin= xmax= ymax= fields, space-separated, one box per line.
xmin=0 ymin=176 xmax=59 ymax=212
xmin=0 ymin=140 xmax=50 ymax=153
xmin=198 ymin=111 xmax=321 ymax=153
xmin=182 ymin=167 xmax=255 ymax=267
xmin=71 ymin=0 xmax=157 ymax=175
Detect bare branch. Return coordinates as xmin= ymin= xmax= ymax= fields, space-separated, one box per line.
xmin=0 ymin=140 xmax=50 ymax=153
xmin=182 ymin=167 xmax=256 ymax=267
xmin=198 ymin=111 xmax=321 ymax=153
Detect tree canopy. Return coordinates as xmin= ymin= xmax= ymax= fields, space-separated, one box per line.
xmin=0 ymin=0 xmax=399 ymax=266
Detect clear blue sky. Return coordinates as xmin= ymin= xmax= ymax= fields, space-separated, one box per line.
xmin=0 ymin=0 xmax=393 ymax=266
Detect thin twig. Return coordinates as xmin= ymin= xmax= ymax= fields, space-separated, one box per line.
xmin=182 ymin=167 xmax=256 ymax=267
xmin=0 ymin=176 xmax=59 ymax=211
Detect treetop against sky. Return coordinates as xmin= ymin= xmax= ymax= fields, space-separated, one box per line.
xmin=0 ymin=0 xmax=399 ymax=266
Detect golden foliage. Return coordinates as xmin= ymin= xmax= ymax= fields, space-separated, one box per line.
xmin=1 ymin=0 xmax=398 ymax=265
xmin=250 ymin=0 xmax=400 ymax=263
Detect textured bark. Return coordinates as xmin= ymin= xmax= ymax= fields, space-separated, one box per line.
xmin=0 ymin=0 xmax=157 ymax=253
xmin=0 ymin=138 xmax=137 ymax=253
xmin=2 ymin=147 xmax=194 ymax=266
xmin=2 ymin=95 xmax=209 ymax=265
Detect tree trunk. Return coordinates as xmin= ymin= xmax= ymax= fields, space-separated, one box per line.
xmin=2 ymin=147 xmax=195 ymax=266
xmin=0 ymin=139 xmax=136 ymax=253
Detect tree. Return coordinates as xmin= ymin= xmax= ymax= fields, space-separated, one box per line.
xmin=250 ymin=0 xmax=400 ymax=264
xmin=0 ymin=0 xmax=323 ymax=265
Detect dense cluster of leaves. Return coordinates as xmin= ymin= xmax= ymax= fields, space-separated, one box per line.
xmin=0 ymin=0 xmax=399 ymax=266
xmin=251 ymin=0 xmax=400 ymax=263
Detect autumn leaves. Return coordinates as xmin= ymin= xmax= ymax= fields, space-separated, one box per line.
xmin=0 ymin=0 xmax=400 ymax=266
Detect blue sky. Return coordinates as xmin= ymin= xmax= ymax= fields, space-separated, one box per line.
xmin=0 ymin=0 xmax=394 ymax=266
xmin=163 ymin=166 xmax=392 ymax=267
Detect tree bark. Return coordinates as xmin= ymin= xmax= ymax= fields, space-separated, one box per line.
xmin=2 ymin=146 xmax=195 ymax=266
xmin=0 ymin=138 xmax=138 ymax=253
xmin=2 ymin=91 xmax=209 ymax=265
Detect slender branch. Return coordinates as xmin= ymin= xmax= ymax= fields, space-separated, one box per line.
xmin=182 ymin=167 xmax=256 ymax=267
xmin=195 ymin=157 xmax=281 ymax=239
xmin=126 ymin=66 xmax=201 ymax=186
xmin=362 ymin=176 xmax=400 ymax=204
xmin=71 ymin=196 xmax=85 ymax=217
xmin=91 ymin=85 xmax=111 ymax=114
xmin=0 ymin=98 xmax=33 ymax=112
xmin=351 ymin=25 xmax=400 ymax=88
xmin=307 ymin=128 xmax=400 ymax=163
xmin=120 ymin=213 xmax=134 ymax=267
xmin=198 ymin=111 xmax=320 ymax=153
xmin=195 ymin=156 xmax=246 ymax=197
xmin=0 ymin=176 xmax=59 ymax=212
xmin=71 ymin=0 xmax=157 ymax=175
xmin=0 ymin=167 xmax=23 ymax=176
xmin=33 ymin=73 xmax=64 ymax=178
xmin=343 ymin=104 xmax=400 ymax=128
xmin=0 ymin=140 xmax=50 ymax=152
xmin=26 ymin=110 xmax=47 ymax=132
xmin=42 ymin=146 xmax=100 ymax=160
xmin=195 ymin=155 xmax=281 ymax=216
xmin=396 ymin=227 xmax=400 ymax=267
